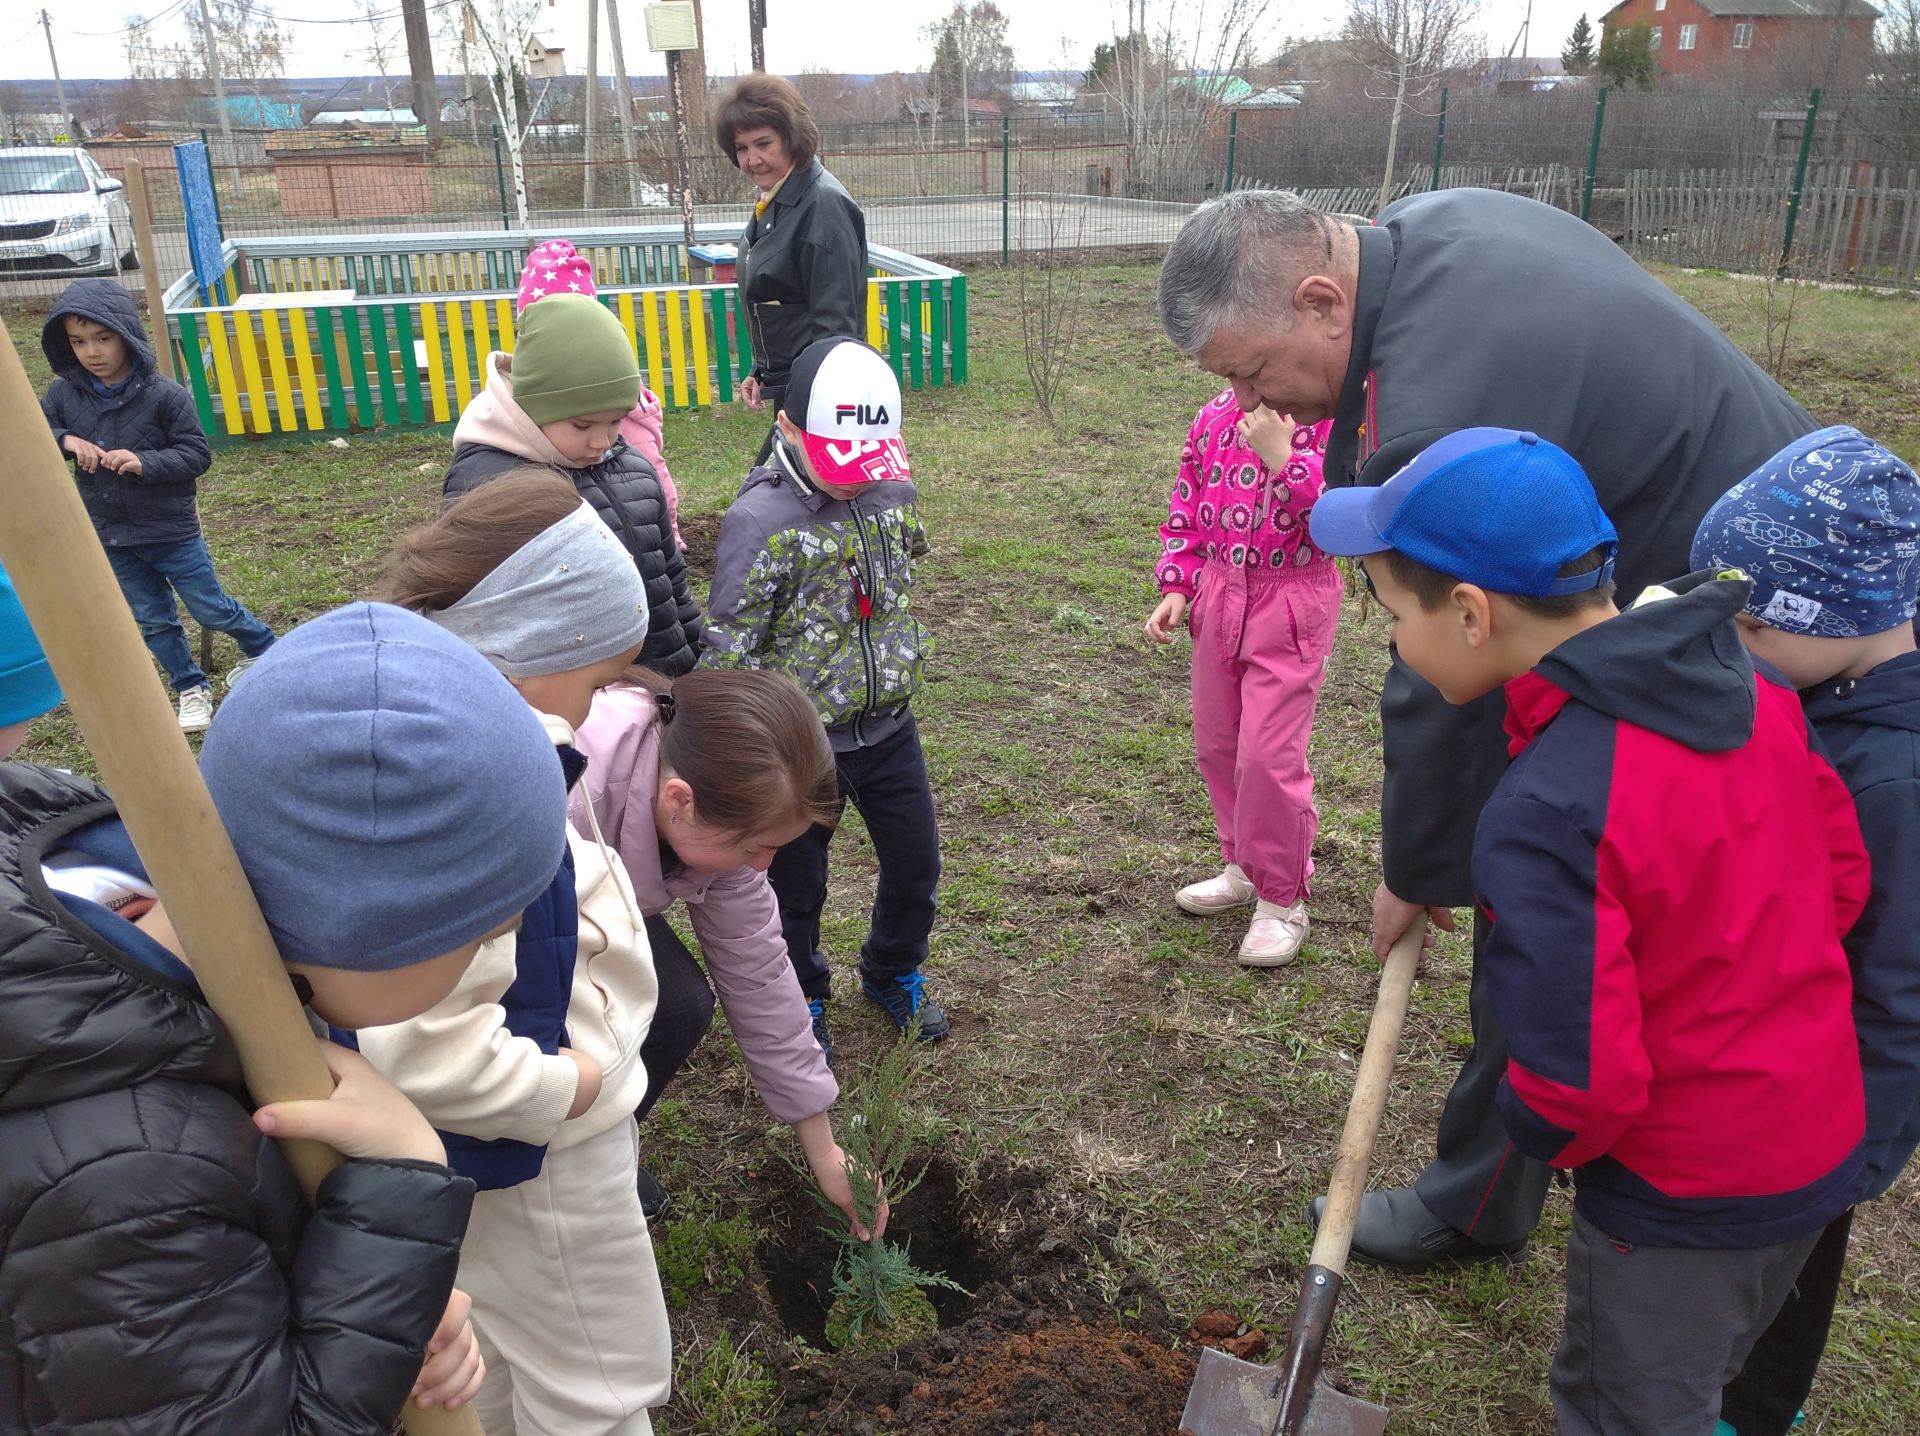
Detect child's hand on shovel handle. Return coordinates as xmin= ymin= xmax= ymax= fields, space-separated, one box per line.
xmin=413 ymin=1290 xmax=486 ymax=1410
xmin=253 ymin=1041 xmax=448 ymax=1165
xmin=1369 ymin=881 xmax=1457 ymax=967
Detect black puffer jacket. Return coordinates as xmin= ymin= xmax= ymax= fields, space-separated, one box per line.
xmin=0 ymin=763 xmax=475 ymax=1436
xmin=39 ymin=279 xmax=212 ymax=548
xmin=443 ymin=355 xmax=704 ymax=676
xmin=738 ymin=159 xmax=868 ymax=394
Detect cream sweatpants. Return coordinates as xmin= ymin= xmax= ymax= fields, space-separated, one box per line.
xmin=460 ymin=1118 xmax=671 ymax=1436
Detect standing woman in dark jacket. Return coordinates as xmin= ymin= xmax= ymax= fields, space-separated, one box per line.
xmin=714 ymin=74 xmax=869 ymax=460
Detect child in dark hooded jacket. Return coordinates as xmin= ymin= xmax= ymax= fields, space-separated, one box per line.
xmin=39 ymin=279 xmax=275 ymax=733
xmin=1693 ymin=426 xmax=1920 ymax=1436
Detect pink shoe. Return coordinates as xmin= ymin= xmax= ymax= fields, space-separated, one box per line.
xmin=1175 ymin=863 xmax=1257 ymax=915
xmin=1238 ymin=900 xmax=1309 ymax=968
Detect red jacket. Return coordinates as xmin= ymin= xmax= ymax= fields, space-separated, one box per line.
xmin=1474 ymin=572 xmax=1869 ymax=1247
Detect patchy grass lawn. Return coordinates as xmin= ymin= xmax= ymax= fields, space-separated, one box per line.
xmin=7 ymin=264 xmax=1918 ymax=1435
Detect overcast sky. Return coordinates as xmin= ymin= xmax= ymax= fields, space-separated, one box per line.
xmin=5 ymin=0 xmax=1599 ymax=87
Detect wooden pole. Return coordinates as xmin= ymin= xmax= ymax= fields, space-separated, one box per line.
xmin=124 ymin=162 xmax=174 ymax=384
xmin=667 ymin=50 xmax=697 ymax=248
xmin=0 ymin=323 xmax=484 ymax=1436
xmin=584 ymin=0 xmax=600 ymax=209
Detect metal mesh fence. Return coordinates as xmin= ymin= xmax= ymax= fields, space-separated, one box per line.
xmin=6 ymin=90 xmax=1920 ymax=304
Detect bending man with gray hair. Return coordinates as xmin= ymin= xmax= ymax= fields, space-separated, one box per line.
xmin=1159 ymin=186 xmax=1817 ymax=1270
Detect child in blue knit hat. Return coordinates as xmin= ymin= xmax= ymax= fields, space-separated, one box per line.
xmin=0 ymin=601 xmax=571 ymax=1435
xmin=1693 ymin=425 xmax=1920 ymax=1436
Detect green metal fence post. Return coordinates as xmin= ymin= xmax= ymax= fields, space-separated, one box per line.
xmin=1581 ymin=87 xmax=1609 ymax=224
xmin=1224 ymin=110 xmax=1239 ymax=194
xmin=1430 ymin=88 xmax=1448 ymax=191
xmin=492 ymin=123 xmax=511 ymax=232
xmin=1780 ymin=87 xmax=1821 ymax=277
xmin=1001 ymin=115 xmax=1011 ymax=267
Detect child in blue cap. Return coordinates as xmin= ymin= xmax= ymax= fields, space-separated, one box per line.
xmin=0 ymin=561 xmax=62 ymax=759
xmin=1692 ymin=425 xmax=1920 ymax=1436
xmin=1309 ymin=429 xmax=1870 ymax=1436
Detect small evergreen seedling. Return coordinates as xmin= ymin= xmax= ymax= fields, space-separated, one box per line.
xmin=813 ymin=1025 xmax=964 ymax=1351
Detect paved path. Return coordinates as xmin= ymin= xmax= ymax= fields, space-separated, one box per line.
xmin=1 ymin=195 xmax=1192 ymax=305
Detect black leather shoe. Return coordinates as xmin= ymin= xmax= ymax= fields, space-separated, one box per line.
xmin=1306 ymin=1186 xmax=1528 ymax=1273
xmin=636 ymin=1165 xmax=669 ymax=1222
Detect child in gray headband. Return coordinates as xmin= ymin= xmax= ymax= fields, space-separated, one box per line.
xmin=370 ymin=469 xmax=671 ymax=1434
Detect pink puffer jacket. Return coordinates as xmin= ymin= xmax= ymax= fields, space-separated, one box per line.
xmin=1157 ymin=390 xmax=1334 ymax=597
xmin=569 ymin=684 xmax=837 ymax=1125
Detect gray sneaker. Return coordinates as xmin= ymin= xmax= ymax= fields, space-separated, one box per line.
xmin=177 ymin=685 xmax=214 ymax=732
xmin=224 ymin=656 xmax=259 ymax=693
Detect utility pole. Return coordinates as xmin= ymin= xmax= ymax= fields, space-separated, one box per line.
xmin=603 ymin=0 xmax=644 ymax=208
xmin=584 ymin=0 xmax=599 ymax=207
xmin=39 ymin=12 xmax=68 ymax=141
xmin=957 ymin=8 xmax=970 ymax=149
xmin=401 ymin=0 xmax=440 ymax=142
xmin=1823 ymin=0 xmax=1852 ymax=90
xmin=749 ymin=0 xmax=765 ymax=71
xmin=194 ymin=0 xmax=238 ymax=176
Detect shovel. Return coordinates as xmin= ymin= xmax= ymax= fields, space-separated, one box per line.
xmin=0 ymin=319 xmax=484 ymax=1436
xmin=1181 ymin=921 xmax=1424 ymax=1436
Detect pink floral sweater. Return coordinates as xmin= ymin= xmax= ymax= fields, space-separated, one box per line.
xmin=1156 ymin=391 xmax=1334 ymax=597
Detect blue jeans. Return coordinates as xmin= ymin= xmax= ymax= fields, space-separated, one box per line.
xmin=106 ymin=536 xmax=275 ymax=693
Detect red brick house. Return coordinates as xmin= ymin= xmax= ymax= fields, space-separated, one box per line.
xmin=1599 ymin=0 xmax=1879 ymax=82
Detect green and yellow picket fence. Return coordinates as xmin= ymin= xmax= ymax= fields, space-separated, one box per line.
xmin=160 ymin=226 xmax=967 ymax=444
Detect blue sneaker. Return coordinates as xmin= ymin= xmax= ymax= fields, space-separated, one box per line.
xmin=1716 ymin=1416 xmax=1807 ymax=1436
xmin=860 ymin=971 xmax=951 ymax=1041
xmin=807 ymin=997 xmax=834 ymax=1064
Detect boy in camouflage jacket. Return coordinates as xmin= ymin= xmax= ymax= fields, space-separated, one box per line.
xmin=703 ymin=338 xmax=947 ymax=1055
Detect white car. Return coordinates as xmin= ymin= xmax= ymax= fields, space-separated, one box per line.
xmin=0 ymin=148 xmax=138 ymax=277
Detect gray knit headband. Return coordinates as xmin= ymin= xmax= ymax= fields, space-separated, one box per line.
xmin=424 ymin=500 xmax=650 ymax=678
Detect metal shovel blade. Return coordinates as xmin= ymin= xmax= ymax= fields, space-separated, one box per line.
xmin=1180 ymin=1347 xmax=1389 ymax=1436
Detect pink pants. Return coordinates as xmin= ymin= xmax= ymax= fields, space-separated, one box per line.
xmin=1188 ymin=559 xmax=1342 ymax=907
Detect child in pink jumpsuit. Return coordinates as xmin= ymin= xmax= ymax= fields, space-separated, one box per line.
xmin=1146 ymin=392 xmax=1341 ymax=965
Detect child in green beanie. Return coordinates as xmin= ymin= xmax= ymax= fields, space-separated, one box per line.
xmin=442 ymin=291 xmax=703 ymax=678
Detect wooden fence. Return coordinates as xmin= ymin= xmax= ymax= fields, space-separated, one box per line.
xmin=160 ymin=225 xmax=967 ymax=443
xmin=1626 ymin=161 xmax=1920 ymax=283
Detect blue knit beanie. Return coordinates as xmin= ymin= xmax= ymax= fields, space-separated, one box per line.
xmin=199 ymin=602 xmax=566 ymax=971
xmin=0 ymin=563 xmax=61 ymax=727
xmin=1691 ymin=425 xmax=1920 ymax=638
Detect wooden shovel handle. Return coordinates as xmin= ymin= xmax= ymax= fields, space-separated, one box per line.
xmin=0 ymin=321 xmax=482 ymax=1436
xmin=1305 ymin=921 xmax=1426 ymax=1275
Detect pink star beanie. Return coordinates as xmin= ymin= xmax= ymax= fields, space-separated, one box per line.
xmin=517 ymin=238 xmax=599 ymax=312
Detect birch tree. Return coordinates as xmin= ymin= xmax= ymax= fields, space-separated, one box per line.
xmin=1340 ymin=0 xmax=1480 ymax=210
xmin=461 ymin=0 xmax=548 ymax=227
xmin=1086 ymin=0 xmax=1274 ymax=200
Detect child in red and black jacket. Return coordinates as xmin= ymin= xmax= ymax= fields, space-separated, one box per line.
xmin=1311 ymin=428 xmax=1869 ymax=1436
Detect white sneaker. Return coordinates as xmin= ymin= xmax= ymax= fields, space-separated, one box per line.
xmin=1175 ymin=862 xmax=1258 ymax=915
xmin=224 ymin=656 xmax=258 ymax=693
xmin=1238 ymin=900 xmax=1310 ymax=968
xmin=177 ymin=685 xmax=214 ymax=733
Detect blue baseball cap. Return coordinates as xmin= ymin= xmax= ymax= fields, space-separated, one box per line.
xmin=1309 ymin=428 xmax=1619 ymax=597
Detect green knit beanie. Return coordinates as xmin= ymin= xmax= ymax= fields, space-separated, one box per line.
xmin=511 ymin=293 xmax=641 ymax=425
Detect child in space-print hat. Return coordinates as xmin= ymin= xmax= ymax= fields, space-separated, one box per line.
xmin=1690 ymin=425 xmax=1920 ymax=639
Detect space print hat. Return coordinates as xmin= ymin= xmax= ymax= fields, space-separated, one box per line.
xmin=1690 ymin=426 xmax=1920 ymax=638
